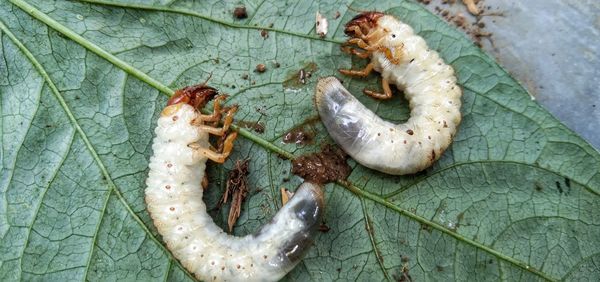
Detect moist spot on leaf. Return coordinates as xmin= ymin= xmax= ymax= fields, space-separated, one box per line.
xmin=291 ymin=144 xmax=351 ymax=184
xmin=555 ymin=181 xmax=563 ymax=194
xmin=283 ymin=128 xmax=314 ymax=145
xmin=283 ymin=62 xmax=318 ymax=89
xmin=564 ymin=177 xmax=571 ymax=188
xmin=395 ymin=264 xmax=413 ymax=282
xmin=456 ymin=212 xmax=465 ymax=228
xmin=282 ymin=116 xmax=319 ymax=145
xmin=237 ymin=120 xmax=265 ymax=134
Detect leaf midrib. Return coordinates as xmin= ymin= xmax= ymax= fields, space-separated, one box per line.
xmin=6 ymin=0 xmax=581 ymax=280
xmin=0 ymin=4 xmax=196 ymax=281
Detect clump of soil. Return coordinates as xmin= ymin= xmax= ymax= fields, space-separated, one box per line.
xmin=219 ymin=159 xmax=250 ymax=232
xmin=291 ymin=144 xmax=351 ymax=184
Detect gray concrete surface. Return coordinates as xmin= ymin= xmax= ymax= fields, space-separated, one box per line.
xmin=422 ymin=0 xmax=600 ymax=150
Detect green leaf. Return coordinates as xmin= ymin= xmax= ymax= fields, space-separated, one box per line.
xmin=1 ymin=0 xmax=599 ymax=281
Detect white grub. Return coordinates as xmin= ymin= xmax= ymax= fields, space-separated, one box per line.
xmin=316 ymin=14 xmax=463 ymax=175
xmin=145 ymin=101 xmax=324 ymax=281
xmin=316 ymin=11 xmax=328 ymax=38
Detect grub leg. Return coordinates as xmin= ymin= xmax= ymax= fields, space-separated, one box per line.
xmin=339 ymin=63 xmax=374 ymax=77
xmin=195 ymin=105 xmax=238 ymax=136
xmin=192 ymin=95 xmax=227 ymax=124
xmin=363 ymin=78 xmax=393 ymax=100
xmin=193 ymin=132 xmax=238 ymax=163
xmin=341 ymin=46 xmax=371 ymax=59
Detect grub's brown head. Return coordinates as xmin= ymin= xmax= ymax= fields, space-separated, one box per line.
xmin=167 ymin=84 xmax=218 ymax=109
xmin=344 ymin=11 xmax=384 ymax=38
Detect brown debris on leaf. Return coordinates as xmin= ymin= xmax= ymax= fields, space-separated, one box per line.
xmin=233 ymin=6 xmax=248 ymax=19
xmin=393 ymin=257 xmax=412 ymax=282
xmin=462 ymin=0 xmax=480 ymax=15
xmin=291 ymin=144 xmax=351 ymax=184
xmin=260 ymin=29 xmax=269 ymax=39
xmin=429 ymin=0 xmax=499 ymax=48
xmin=219 ymin=159 xmax=250 ymax=233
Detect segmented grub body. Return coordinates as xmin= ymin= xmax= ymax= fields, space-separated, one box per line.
xmin=145 ymin=98 xmax=324 ymax=281
xmin=316 ymin=13 xmax=462 ymax=175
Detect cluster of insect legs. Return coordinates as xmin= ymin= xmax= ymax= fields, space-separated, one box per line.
xmin=167 ymin=84 xmax=238 ymax=164
xmin=340 ymin=11 xmax=403 ymax=99
xmin=146 ymin=11 xmax=461 ymax=281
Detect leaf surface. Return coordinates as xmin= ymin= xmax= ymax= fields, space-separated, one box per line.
xmin=1 ymin=0 xmax=599 ymax=281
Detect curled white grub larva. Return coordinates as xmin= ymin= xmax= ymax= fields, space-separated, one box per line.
xmin=315 ymin=12 xmax=462 ymax=175
xmin=316 ymin=77 xmax=460 ymax=175
xmin=145 ymin=85 xmax=324 ymax=281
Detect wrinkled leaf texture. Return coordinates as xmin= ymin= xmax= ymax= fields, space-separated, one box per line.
xmin=1 ymin=0 xmax=599 ymax=281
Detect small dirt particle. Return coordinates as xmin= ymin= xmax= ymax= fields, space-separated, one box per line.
xmin=255 ymin=64 xmax=267 ymax=73
xmin=291 ymin=144 xmax=351 ymax=184
xmin=453 ymin=13 xmax=466 ymax=27
xmin=318 ymin=222 xmax=330 ymax=233
xmin=241 ymin=74 xmax=248 ymax=80
xmin=260 ymin=29 xmax=269 ymax=39
xmin=233 ymin=6 xmax=247 ymax=19
xmin=462 ymin=0 xmax=480 ymax=15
